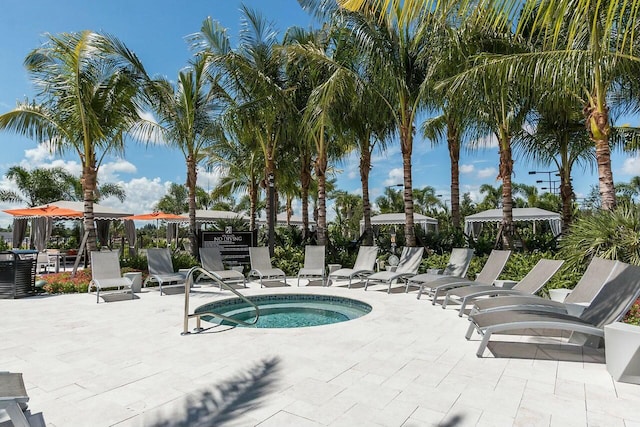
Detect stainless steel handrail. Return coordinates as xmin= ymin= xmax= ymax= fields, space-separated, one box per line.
xmin=181 ymin=266 xmax=260 ymax=335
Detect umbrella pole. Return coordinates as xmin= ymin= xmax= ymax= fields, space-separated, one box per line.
xmin=156 ymin=219 xmax=159 ymax=247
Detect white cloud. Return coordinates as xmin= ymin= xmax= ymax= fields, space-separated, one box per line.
xmin=382 ymin=168 xmax=404 ymax=187
xmin=460 ymin=164 xmax=475 ymax=174
xmin=477 ymin=167 xmax=497 ymax=179
xmin=101 ymin=176 xmax=167 ymax=215
xmin=621 ymin=156 xmax=640 ymax=176
xmin=469 ymin=133 xmax=499 ymax=149
xmin=23 ymin=144 xmax=55 ymax=164
xmin=195 ymin=166 xmax=224 ymax=190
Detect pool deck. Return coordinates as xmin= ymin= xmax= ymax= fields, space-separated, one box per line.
xmin=1 ymin=279 xmax=639 ymax=426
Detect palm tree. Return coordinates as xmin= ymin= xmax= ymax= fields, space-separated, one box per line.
xmin=0 ymin=31 xmax=147 ymax=251
xmin=339 ymin=8 xmax=431 ymax=246
xmin=376 ymin=187 xmax=404 ymax=213
xmin=155 ymin=183 xmax=189 ymax=214
xmin=477 ymin=183 xmax=502 ymax=210
xmin=140 ymin=55 xmax=228 ymax=257
xmin=192 ymin=7 xmax=293 ymax=254
xmin=515 ymin=94 xmax=595 ymax=233
xmin=0 ymin=166 xmax=76 ymax=206
xmin=412 ymin=186 xmax=444 ymax=216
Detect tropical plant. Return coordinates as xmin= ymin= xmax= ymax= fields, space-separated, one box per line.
xmin=155 ymin=183 xmax=189 ymax=214
xmin=559 ymin=203 xmax=640 ymax=272
xmin=0 ymin=31 xmax=148 ymax=252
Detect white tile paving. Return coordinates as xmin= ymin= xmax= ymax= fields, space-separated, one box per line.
xmin=1 ymin=280 xmax=639 ymax=426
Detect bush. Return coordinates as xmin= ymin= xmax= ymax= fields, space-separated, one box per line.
xmin=559 ymin=203 xmax=640 ymax=271
xmin=41 ymin=270 xmax=92 ymax=293
xmin=624 ymin=299 xmax=640 ymax=325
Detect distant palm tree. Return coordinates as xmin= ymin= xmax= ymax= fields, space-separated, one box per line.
xmin=0 ymin=166 xmax=76 ymax=206
xmin=0 ymin=31 xmax=148 ymax=251
xmin=155 ymin=183 xmax=189 ymax=214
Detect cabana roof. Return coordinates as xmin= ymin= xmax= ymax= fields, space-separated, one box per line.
xmin=360 ymin=212 xmax=438 ymax=234
xmin=33 ymin=200 xmax=132 ymax=220
xmin=188 ymin=209 xmax=249 ymax=223
xmin=464 ymin=208 xmax=562 ymax=237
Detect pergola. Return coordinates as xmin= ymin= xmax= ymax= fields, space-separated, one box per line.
xmin=463 ymin=208 xmax=562 ymax=238
xmin=359 ymin=213 xmax=439 ymax=234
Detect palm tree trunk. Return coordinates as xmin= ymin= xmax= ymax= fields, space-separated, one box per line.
xmin=300 ymin=154 xmax=312 ymax=240
xmin=360 ymin=140 xmax=373 ymax=246
xmin=498 ymin=130 xmax=514 ymax=249
xmin=447 ymin=120 xmax=461 ymax=229
xmin=83 ymin=164 xmax=98 ymax=252
xmin=186 ymin=155 xmax=198 ymax=258
xmin=316 ymin=151 xmax=328 ymax=246
xmin=249 ymin=180 xmax=258 ymax=231
xmin=400 ymin=116 xmax=416 ymax=247
xmin=586 ymin=101 xmax=616 ymax=210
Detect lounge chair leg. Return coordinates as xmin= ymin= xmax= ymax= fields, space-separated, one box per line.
xmin=442 ymin=293 xmax=449 ymax=309
xmin=417 ymin=285 xmax=423 ymax=299
xmin=387 ymin=282 xmax=392 ymax=294
xmin=364 ymin=279 xmax=369 ymax=291
xmin=458 ymin=298 xmax=468 ymax=317
xmin=465 ymin=322 xmax=477 ymax=340
xmin=476 ymin=330 xmax=492 ymax=357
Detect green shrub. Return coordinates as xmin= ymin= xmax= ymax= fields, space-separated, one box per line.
xmin=272 ymin=245 xmax=304 ymax=276
xmin=624 ymin=299 xmax=640 ymax=325
xmin=559 ymin=203 xmax=640 ymax=271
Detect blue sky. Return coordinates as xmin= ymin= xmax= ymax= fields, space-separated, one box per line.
xmin=0 ymin=0 xmax=639 ymax=227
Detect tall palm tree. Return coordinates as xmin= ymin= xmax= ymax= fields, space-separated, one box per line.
xmin=340 ymin=8 xmax=431 ymax=246
xmin=0 ymin=31 xmax=147 ymax=251
xmin=140 ymin=55 xmax=228 ymax=257
xmin=192 ymin=7 xmax=293 ymax=253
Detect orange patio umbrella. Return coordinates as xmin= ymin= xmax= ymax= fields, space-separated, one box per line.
xmin=3 ymin=205 xmax=83 ymax=218
xmin=123 ymin=212 xmax=187 ymax=247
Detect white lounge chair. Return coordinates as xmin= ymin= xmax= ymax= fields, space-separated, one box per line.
xmin=88 ymin=251 xmax=134 ymax=303
xmin=297 ymin=245 xmax=326 ymax=286
xmin=404 ymin=247 xmax=474 ymax=293
xmin=326 ymin=246 xmax=379 ymax=288
xmin=248 ymin=247 xmax=286 ymax=287
xmin=469 ymin=257 xmax=619 ymax=317
xmin=467 ymin=261 xmax=640 ymax=358
xmin=144 ymin=248 xmax=187 ymax=295
xmin=0 ymin=372 xmax=30 ymax=427
xmin=364 ymin=246 xmax=424 ymax=293
xmin=409 ymin=249 xmax=511 ymax=303
xmin=199 ymin=247 xmax=246 ymax=289
xmin=442 ymin=258 xmax=565 ymax=316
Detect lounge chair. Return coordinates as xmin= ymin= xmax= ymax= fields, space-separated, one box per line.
xmin=88 ymin=251 xmax=134 ymax=303
xmin=248 ymin=247 xmax=286 ymax=287
xmin=409 ymin=249 xmax=511 ymax=303
xmin=364 ymin=247 xmax=425 ymax=293
xmin=469 ymin=257 xmax=619 ymax=317
xmin=297 ymin=245 xmax=326 ymax=286
xmin=442 ymin=258 xmax=564 ymax=316
xmin=326 ymin=246 xmax=379 ymax=288
xmin=199 ymin=247 xmax=246 ymax=289
xmin=466 ymin=261 xmax=640 ymax=357
xmin=405 ymin=248 xmax=475 ymax=294
xmin=0 ymin=372 xmax=30 ymax=427
xmin=144 ymin=248 xmax=187 ymax=295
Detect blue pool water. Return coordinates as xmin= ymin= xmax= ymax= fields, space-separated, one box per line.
xmin=195 ymin=294 xmax=372 ymax=328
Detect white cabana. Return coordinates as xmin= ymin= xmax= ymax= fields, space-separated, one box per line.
xmin=360 ymin=213 xmax=439 ymax=234
xmin=464 ymin=208 xmax=562 ymax=238
xmin=188 ymin=209 xmax=249 ymax=224
xmin=34 ymin=200 xmax=132 ymax=220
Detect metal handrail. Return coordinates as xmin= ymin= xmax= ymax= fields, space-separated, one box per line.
xmin=181 ymin=266 xmax=260 ymax=335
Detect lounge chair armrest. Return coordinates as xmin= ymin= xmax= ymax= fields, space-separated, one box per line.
xmin=427 ymin=268 xmax=444 ymax=275
xmin=565 ymin=302 xmax=588 ymax=317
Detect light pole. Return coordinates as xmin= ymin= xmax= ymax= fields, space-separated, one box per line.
xmin=529 ymin=170 xmax=560 ymax=194
xmin=267 ymin=172 xmax=275 ymax=257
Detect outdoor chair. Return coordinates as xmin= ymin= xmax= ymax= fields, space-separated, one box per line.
xmin=0 ymin=372 xmax=30 ymax=427
xmin=364 ymin=247 xmax=424 ymax=293
xmin=442 ymin=258 xmax=565 ymax=316
xmin=326 ymin=246 xmax=379 ymax=288
xmin=405 ymin=248 xmax=474 ymax=294
xmin=469 ymin=257 xmax=619 ymax=317
xmin=36 ymin=251 xmax=55 ymax=274
xmin=88 ymin=251 xmax=134 ymax=303
xmin=297 ymin=245 xmax=326 ymax=286
xmin=409 ymin=249 xmax=511 ymax=303
xmin=466 ymin=261 xmax=640 ymax=358
xmin=248 ymin=247 xmax=286 ymax=287
xmin=199 ymin=247 xmax=246 ymax=289
xmin=144 ymin=248 xmax=187 ymax=295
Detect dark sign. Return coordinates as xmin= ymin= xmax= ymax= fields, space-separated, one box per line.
xmin=199 ymin=230 xmax=257 ymax=267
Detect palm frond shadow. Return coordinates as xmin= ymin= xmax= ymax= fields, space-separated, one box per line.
xmin=149 ymin=356 xmax=281 ymax=427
